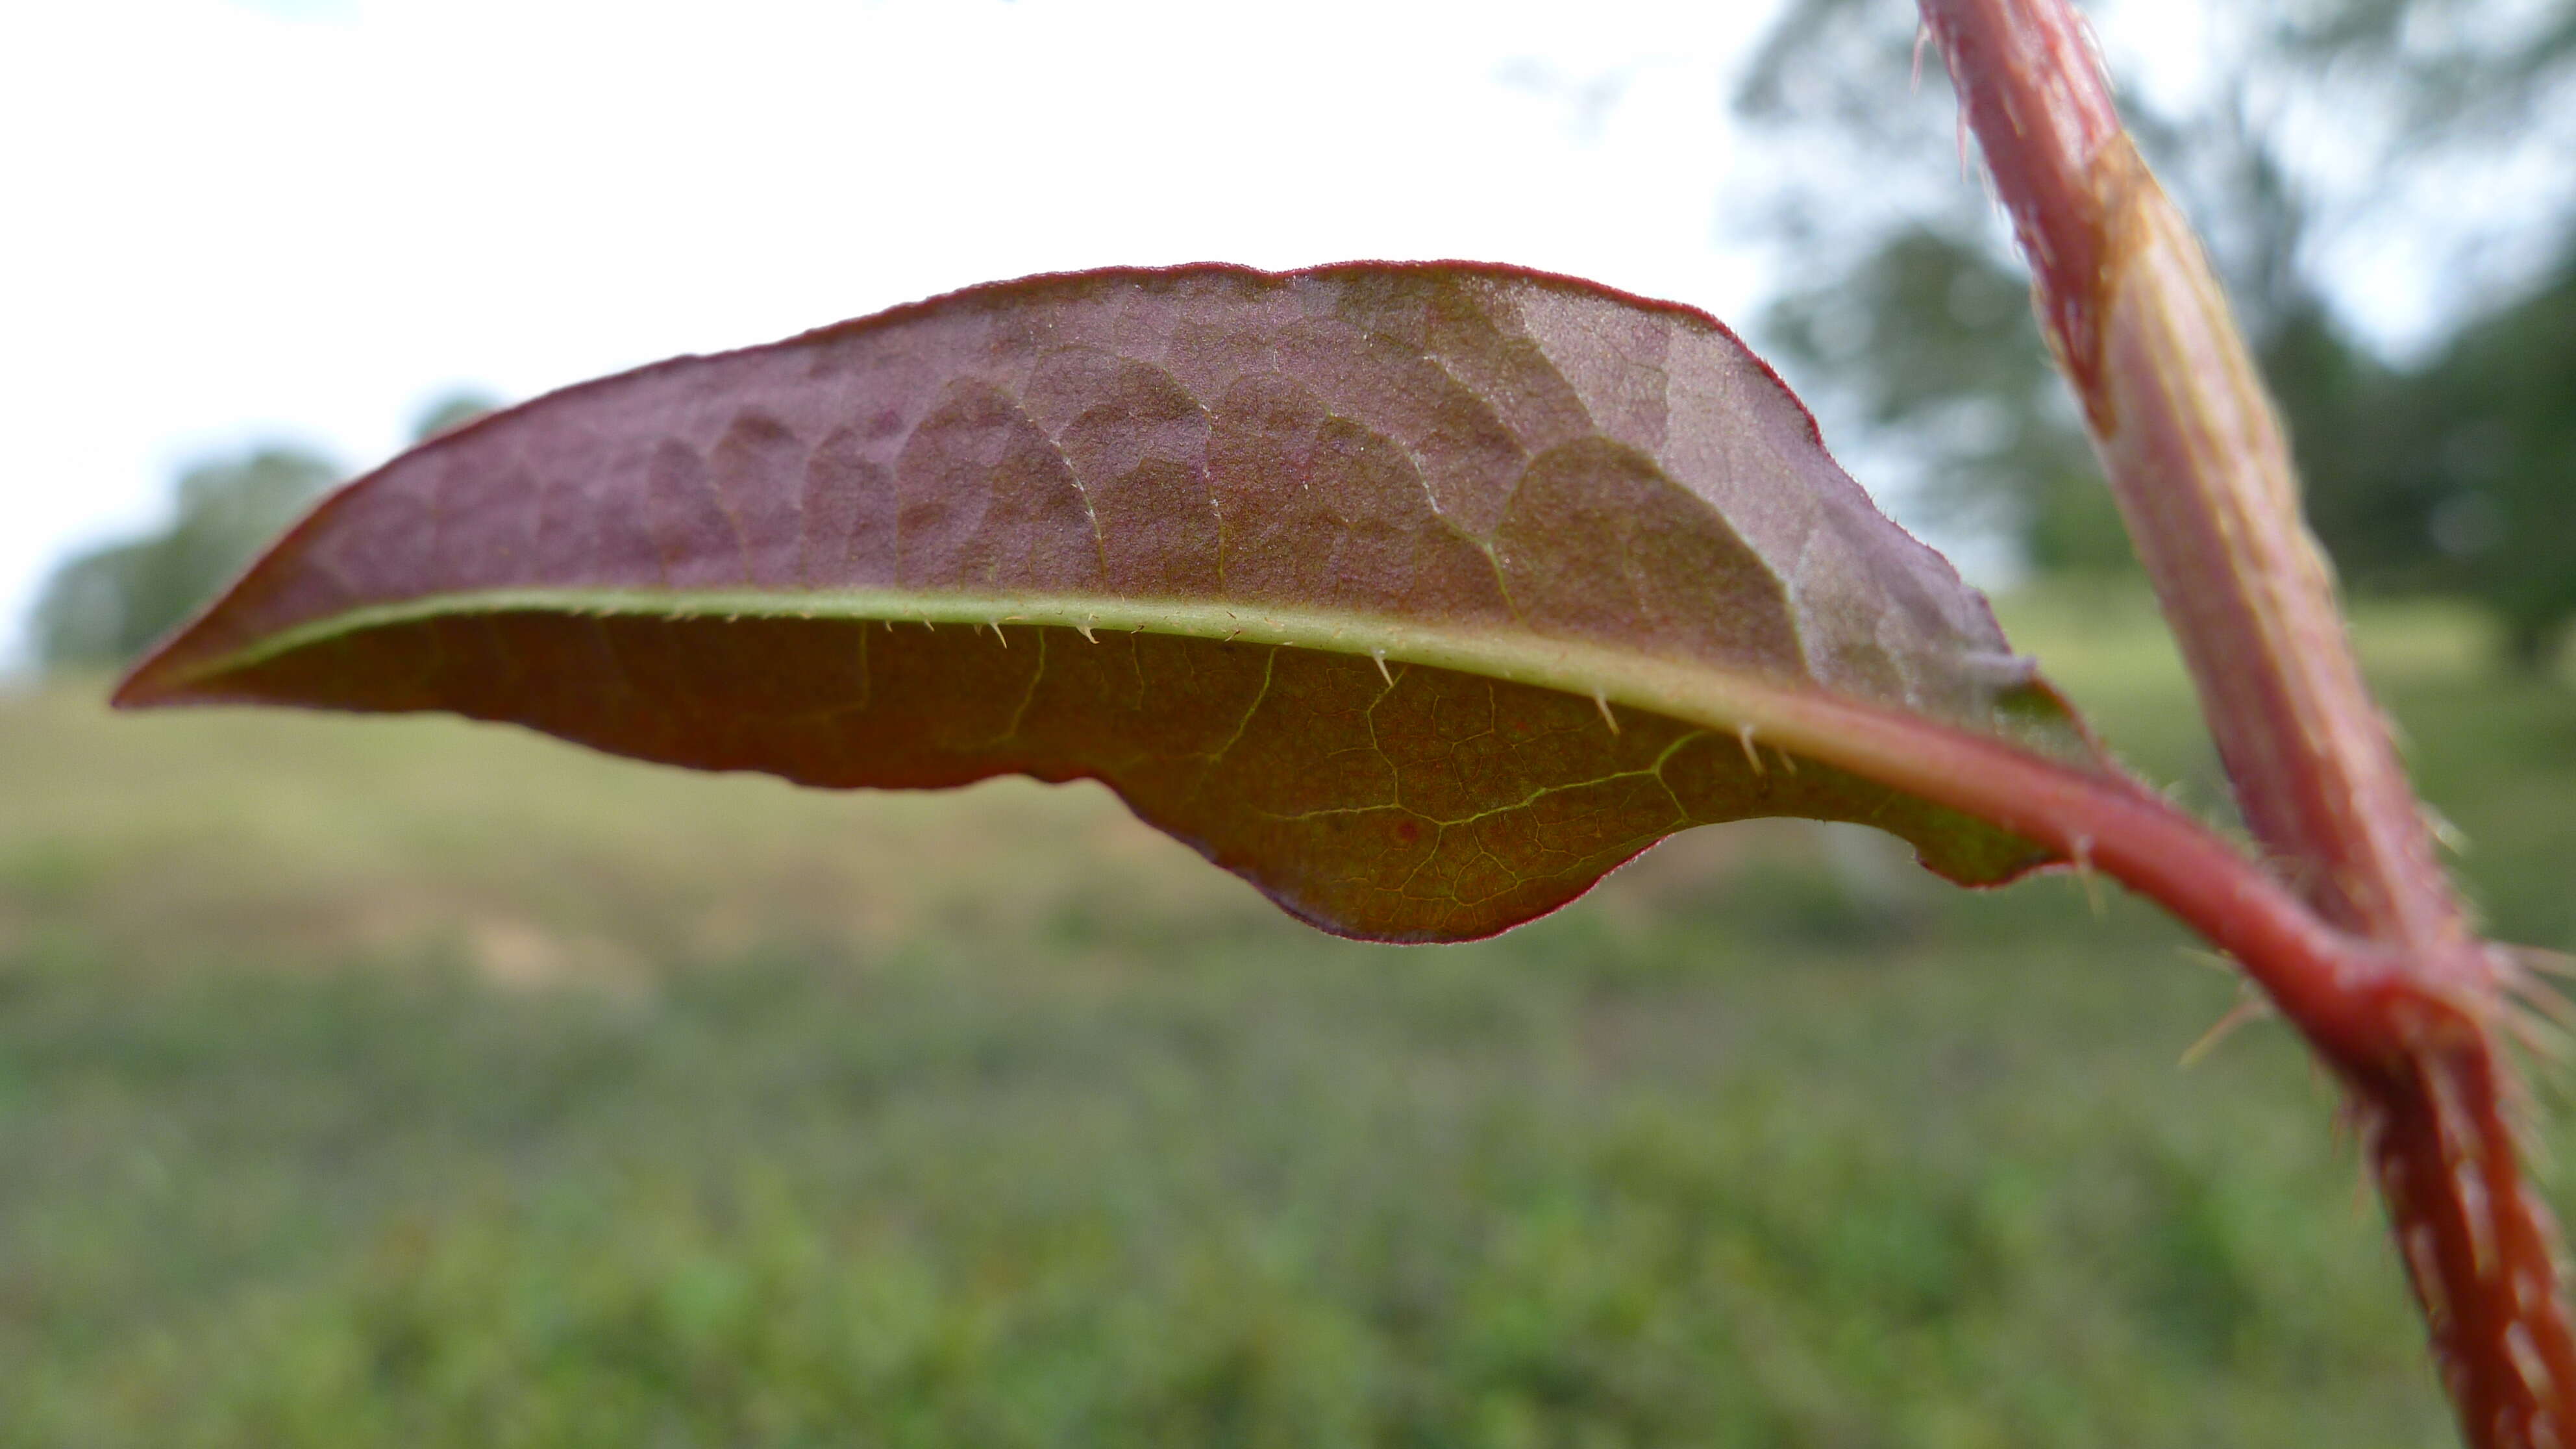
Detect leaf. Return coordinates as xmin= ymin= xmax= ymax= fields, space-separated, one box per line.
xmin=118 ymin=262 xmax=2108 ymax=943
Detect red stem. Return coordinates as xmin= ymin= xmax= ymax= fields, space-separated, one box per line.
xmin=1913 ymin=1 xmax=2576 ymax=1443
xmin=1734 ymin=688 xmax=2397 ymax=1066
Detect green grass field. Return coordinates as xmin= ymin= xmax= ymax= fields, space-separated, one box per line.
xmin=4 ymin=589 xmax=2571 ymax=1447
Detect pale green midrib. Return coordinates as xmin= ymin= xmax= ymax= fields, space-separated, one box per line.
xmin=185 ymin=586 xmax=1796 ymax=728
xmin=175 ymin=586 xmax=2052 ymax=807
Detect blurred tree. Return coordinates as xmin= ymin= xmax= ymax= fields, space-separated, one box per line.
xmin=2393 ymin=254 xmax=2576 ymax=665
xmin=33 ymin=390 xmax=513 ymax=673
xmin=1761 ymin=228 xmax=2131 ymax=572
xmin=410 ymin=389 xmax=502 ymax=443
xmin=1737 ymin=0 xmax=2576 ymax=631
xmin=32 ymin=447 xmax=340 ymax=670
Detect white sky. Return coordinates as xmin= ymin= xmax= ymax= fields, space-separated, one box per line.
xmin=0 ymin=0 xmax=1789 ymax=670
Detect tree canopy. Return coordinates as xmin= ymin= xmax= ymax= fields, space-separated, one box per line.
xmin=1739 ymin=0 xmax=2576 ymax=659
xmin=31 ymin=390 xmax=506 ymax=671
xmin=34 ymin=447 xmax=341 ymax=670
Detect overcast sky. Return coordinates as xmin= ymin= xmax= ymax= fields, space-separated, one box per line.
xmin=0 ymin=0 xmax=1809 ymax=670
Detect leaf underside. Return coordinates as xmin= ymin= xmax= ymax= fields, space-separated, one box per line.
xmin=121 ymin=262 xmax=2103 ymax=942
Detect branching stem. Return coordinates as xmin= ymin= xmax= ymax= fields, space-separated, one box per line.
xmin=1915 ymin=1 xmax=2575 ymax=1442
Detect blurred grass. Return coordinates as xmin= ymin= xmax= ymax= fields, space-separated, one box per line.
xmin=3 ymin=586 xmax=2571 ymax=1447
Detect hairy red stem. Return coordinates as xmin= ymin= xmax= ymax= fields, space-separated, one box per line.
xmin=1719 ymin=686 xmax=2397 ymax=1065
xmin=1915 ymin=1 xmax=2575 ymax=1443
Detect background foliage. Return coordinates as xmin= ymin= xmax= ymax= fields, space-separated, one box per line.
xmin=32 ymin=447 xmax=341 ymax=670
xmin=29 ymin=391 xmax=497 ymax=673
xmin=1740 ymin=0 xmax=2576 ymax=659
xmin=7 ymin=591 xmax=2572 ymax=1445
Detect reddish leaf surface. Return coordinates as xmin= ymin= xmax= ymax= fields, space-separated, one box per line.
xmin=120 ymin=262 xmax=2107 ymax=941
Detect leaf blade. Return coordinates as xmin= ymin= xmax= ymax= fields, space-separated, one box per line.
xmin=120 ymin=262 xmax=2106 ymax=941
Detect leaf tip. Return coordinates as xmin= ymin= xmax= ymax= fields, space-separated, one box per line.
xmin=108 ymin=640 xmax=197 ymax=712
